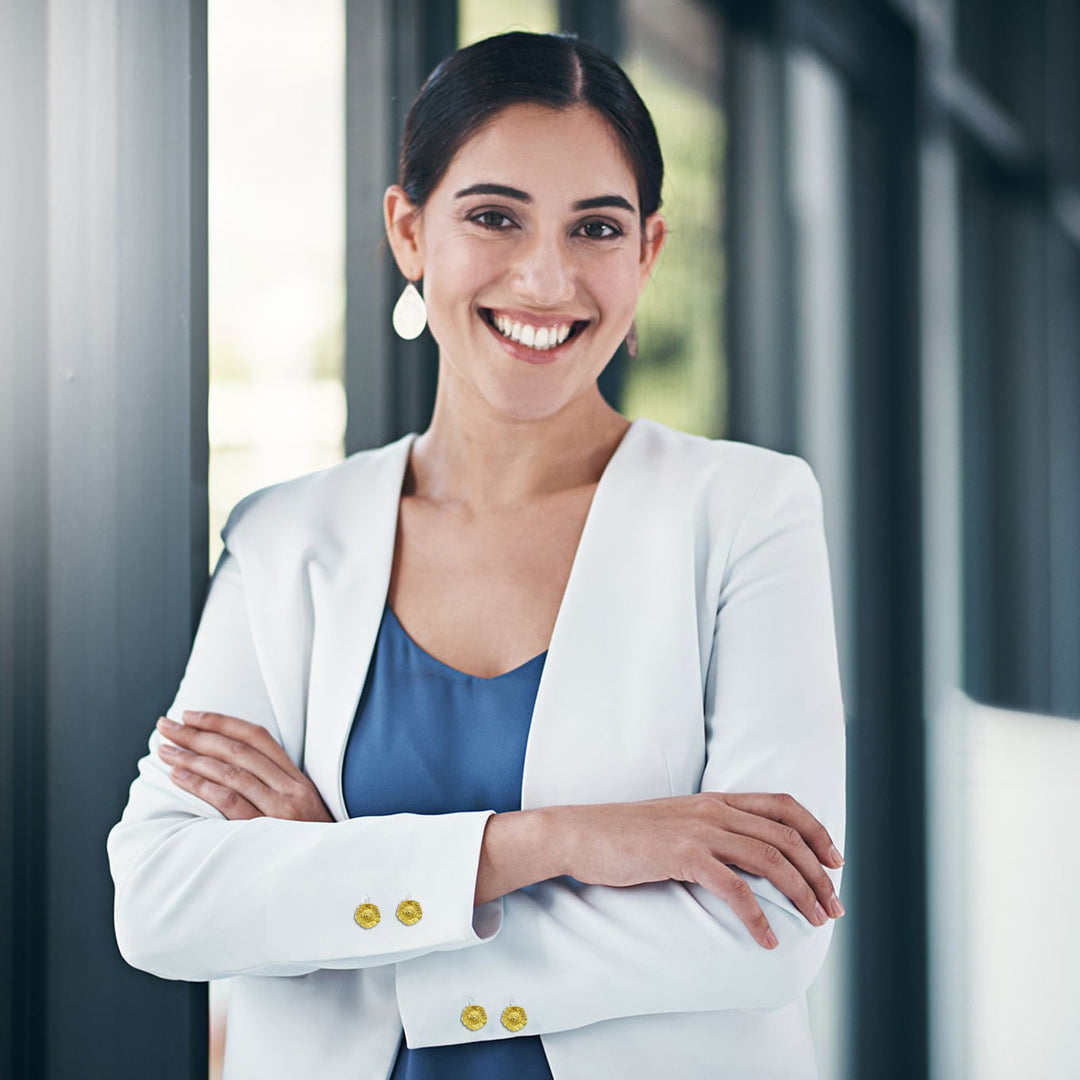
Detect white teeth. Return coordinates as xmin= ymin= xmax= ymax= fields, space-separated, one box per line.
xmin=487 ymin=311 xmax=578 ymax=351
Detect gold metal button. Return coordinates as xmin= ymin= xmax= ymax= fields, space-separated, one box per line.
xmin=501 ymin=1005 xmax=528 ymax=1032
xmin=396 ymin=899 xmax=423 ymax=925
xmin=353 ymin=903 xmax=380 ymax=929
xmin=461 ymin=1004 xmax=487 ymax=1031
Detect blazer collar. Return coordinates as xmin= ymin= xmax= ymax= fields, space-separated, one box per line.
xmin=301 ymin=417 xmax=687 ymax=820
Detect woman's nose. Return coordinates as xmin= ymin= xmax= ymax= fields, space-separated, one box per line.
xmin=509 ymin=234 xmax=575 ymax=307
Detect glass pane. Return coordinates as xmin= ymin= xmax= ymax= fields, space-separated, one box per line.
xmin=459 ymin=0 xmax=557 ymax=47
xmin=208 ymin=0 xmax=346 ymax=574
xmin=207 ymin=1 xmax=346 ymax=1075
xmin=619 ymin=0 xmax=727 ymax=437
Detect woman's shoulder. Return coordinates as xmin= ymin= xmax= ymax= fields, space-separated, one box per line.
xmin=628 ymin=416 xmax=819 ymax=506
xmin=219 ymin=432 xmax=415 ymax=553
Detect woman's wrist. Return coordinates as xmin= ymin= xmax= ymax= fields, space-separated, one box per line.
xmin=474 ymin=805 xmax=569 ymax=905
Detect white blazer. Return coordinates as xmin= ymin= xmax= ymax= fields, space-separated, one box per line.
xmin=107 ymin=416 xmax=846 ymax=1080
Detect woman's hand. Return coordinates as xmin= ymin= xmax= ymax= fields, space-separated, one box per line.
xmin=476 ymin=793 xmax=844 ymax=949
xmin=550 ymin=792 xmax=844 ymax=950
xmin=155 ymin=710 xmax=334 ymax=823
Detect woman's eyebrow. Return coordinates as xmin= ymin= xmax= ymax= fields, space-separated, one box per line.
xmin=453 ymin=184 xmax=636 ymax=215
xmin=572 ymin=194 xmax=635 ymax=213
xmin=454 ymin=183 xmax=531 ymax=202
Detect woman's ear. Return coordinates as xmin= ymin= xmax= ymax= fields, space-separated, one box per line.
xmin=383 ymin=185 xmax=424 ymax=279
xmin=638 ymin=212 xmax=667 ymax=286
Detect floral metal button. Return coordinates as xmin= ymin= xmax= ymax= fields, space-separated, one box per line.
xmin=501 ymin=1005 xmax=528 ymax=1032
xmin=396 ymin=899 xmax=423 ymax=925
xmin=461 ymin=1004 xmax=488 ymax=1031
xmin=353 ymin=903 xmax=380 ymax=929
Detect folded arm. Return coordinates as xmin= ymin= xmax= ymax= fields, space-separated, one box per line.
xmin=393 ymin=454 xmax=847 ymax=1047
xmin=107 ymin=545 xmax=505 ymax=982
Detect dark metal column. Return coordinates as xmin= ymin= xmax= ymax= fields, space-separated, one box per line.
xmin=1 ymin=5 xmax=49 ymax=1076
xmin=725 ymin=15 xmax=798 ymax=451
xmin=345 ymin=0 xmax=458 ymax=452
xmin=1 ymin=1 xmax=210 ymax=1076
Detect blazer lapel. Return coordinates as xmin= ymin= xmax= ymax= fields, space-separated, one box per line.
xmin=303 ymin=431 xmax=417 ymax=821
xmin=520 ymin=417 xmax=705 ymax=808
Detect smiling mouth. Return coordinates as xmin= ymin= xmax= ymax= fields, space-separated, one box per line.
xmin=480 ymin=308 xmax=590 ymax=352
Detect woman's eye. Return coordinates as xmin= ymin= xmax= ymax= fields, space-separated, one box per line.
xmin=577 ymin=220 xmax=621 ymax=239
xmin=470 ymin=210 xmax=515 ymax=231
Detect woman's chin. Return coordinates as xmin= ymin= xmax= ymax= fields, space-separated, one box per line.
xmin=484 ymin=393 xmax=574 ymax=424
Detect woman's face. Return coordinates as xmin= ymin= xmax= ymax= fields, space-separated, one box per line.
xmin=385 ymin=103 xmax=666 ymax=423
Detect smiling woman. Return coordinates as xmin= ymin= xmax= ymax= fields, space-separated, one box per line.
xmin=108 ymin=30 xmax=847 ymax=1080
xmin=384 ymin=99 xmax=665 ymax=422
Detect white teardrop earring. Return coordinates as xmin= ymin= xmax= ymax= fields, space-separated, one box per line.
xmin=625 ymin=319 xmax=638 ymax=359
xmin=392 ymin=280 xmax=427 ymax=340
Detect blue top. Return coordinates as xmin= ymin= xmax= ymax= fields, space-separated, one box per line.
xmin=342 ymin=603 xmax=555 ymax=1080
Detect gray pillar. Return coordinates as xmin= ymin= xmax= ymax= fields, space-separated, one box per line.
xmin=1 ymin=1 xmax=210 ymax=1076
xmin=726 ymin=29 xmax=797 ymax=451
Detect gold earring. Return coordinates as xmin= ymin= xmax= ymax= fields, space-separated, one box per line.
xmin=393 ymin=279 xmax=427 ymax=340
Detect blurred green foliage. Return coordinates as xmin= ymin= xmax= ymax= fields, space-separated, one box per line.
xmin=458 ymin=0 xmax=557 ymax=46
xmin=620 ymin=50 xmax=728 ymax=438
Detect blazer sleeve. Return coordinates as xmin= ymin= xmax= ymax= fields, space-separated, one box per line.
xmin=393 ymin=453 xmax=847 ymax=1047
xmin=106 ymin=514 xmax=504 ymax=983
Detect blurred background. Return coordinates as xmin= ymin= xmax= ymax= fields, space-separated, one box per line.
xmin=2 ymin=1 xmax=1077 ymax=1078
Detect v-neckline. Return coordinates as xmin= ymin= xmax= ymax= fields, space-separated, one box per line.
xmin=383 ymin=603 xmax=548 ymax=683
xmin=321 ymin=415 xmax=649 ymax=820
xmin=386 ymin=417 xmax=643 ymax=685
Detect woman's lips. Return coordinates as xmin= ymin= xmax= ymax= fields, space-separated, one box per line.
xmin=479 ymin=307 xmax=589 ymax=363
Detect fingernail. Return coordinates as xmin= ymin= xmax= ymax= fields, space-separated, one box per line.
xmin=829 ymin=897 xmax=845 ymax=918
xmin=813 ymin=902 xmax=827 ymax=925
xmin=765 ymin=929 xmax=779 ymax=949
xmin=829 ymin=845 xmax=844 ymax=866
xmin=182 ymin=710 xmax=201 ymax=721
xmin=172 ymin=767 xmax=192 ymax=779
xmin=157 ymin=716 xmax=179 ymax=731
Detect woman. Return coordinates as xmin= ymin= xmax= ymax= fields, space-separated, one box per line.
xmin=108 ymin=31 xmax=846 ymax=1080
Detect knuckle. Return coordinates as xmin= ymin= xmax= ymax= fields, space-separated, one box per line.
xmin=726 ymin=874 xmax=753 ymax=901
xmin=222 ymin=762 xmax=243 ymax=785
xmin=781 ymin=824 xmax=802 ymax=848
xmin=761 ymin=843 xmax=784 ymax=866
xmin=678 ymin=837 xmax=710 ymax=870
xmin=221 ymin=788 xmax=242 ymax=814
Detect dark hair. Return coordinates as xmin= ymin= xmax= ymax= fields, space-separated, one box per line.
xmin=398 ymin=31 xmax=663 ymax=224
